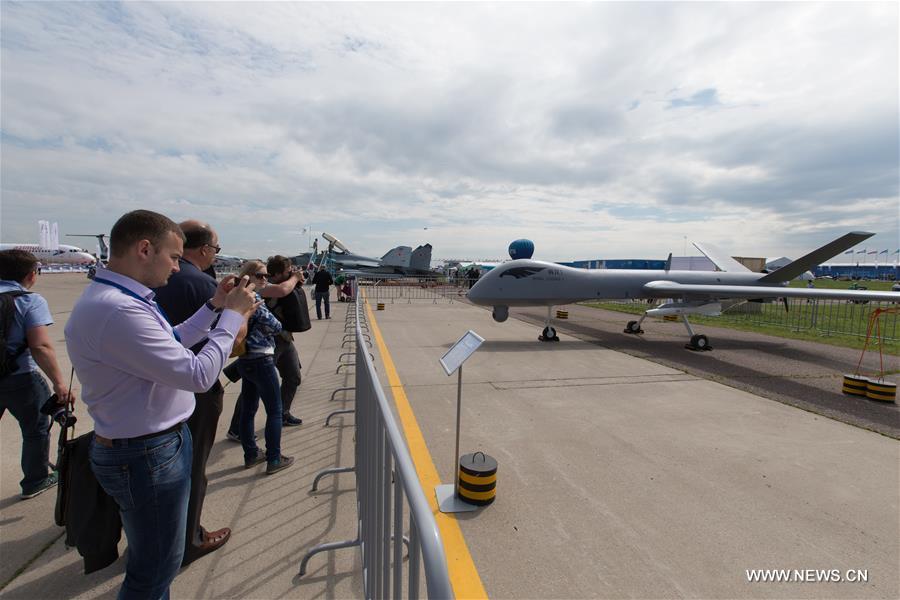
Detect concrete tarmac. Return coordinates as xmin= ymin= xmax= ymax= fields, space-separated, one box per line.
xmin=507 ymin=303 xmax=900 ymax=439
xmin=1 ymin=274 xmax=362 ymax=599
xmin=368 ymin=298 xmax=899 ymax=599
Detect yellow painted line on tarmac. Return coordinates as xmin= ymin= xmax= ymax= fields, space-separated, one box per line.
xmin=364 ymin=299 xmax=488 ymax=600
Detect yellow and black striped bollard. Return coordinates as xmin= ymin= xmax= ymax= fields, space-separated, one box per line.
xmin=556 ymin=310 xmax=569 ymax=319
xmin=377 ymin=302 xmax=385 ymax=311
xmin=841 ymin=374 xmax=869 ymax=396
xmin=457 ymin=452 xmax=497 ymax=506
xmin=865 ymin=380 xmax=896 ymax=403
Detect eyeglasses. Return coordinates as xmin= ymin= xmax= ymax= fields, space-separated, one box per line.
xmin=253 ymin=272 xmax=269 ymax=280
xmin=205 ymin=244 xmax=222 ymax=254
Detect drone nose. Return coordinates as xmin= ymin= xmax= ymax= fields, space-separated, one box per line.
xmin=466 ymin=279 xmax=486 ymax=303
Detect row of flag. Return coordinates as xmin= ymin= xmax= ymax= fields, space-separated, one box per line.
xmin=843 ymin=249 xmax=899 ymax=255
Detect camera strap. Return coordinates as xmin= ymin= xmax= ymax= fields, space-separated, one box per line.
xmin=64 ymin=366 xmax=75 ymax=441
xmin=47 ymin=367 xmax=76 ymax=472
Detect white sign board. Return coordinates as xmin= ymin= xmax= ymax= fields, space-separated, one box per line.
xmin=439 ymin=330 xmax=484 ymax=375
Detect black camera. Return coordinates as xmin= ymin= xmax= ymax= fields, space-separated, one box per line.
xmin=40 ymin=393 xmax=77 ymax=428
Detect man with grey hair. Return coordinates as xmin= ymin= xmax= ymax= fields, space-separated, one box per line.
xmin=154 ymin=219 xmax=232 ymax=566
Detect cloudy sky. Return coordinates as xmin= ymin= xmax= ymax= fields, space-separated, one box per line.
xmin=1 ymin=2 xmax=897 ymax=262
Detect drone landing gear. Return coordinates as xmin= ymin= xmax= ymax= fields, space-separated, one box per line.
xmin=623 ymin=311 xmax=712 ymax=351
xmin=624 ymin=316 xmax=645 ymax=334
xmin=681 ymin=315 xmax=712 ymax=351
xmin=539 ymin=326 xmax=559 ymax=342
xmin=539 ymin=306 xmax=560 ymax=342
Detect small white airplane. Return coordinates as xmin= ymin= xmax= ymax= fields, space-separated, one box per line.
xmin=467 ymin=231 xmax=900 ymax=350
xmin=0 ymin=242 xmax=97 ymax=265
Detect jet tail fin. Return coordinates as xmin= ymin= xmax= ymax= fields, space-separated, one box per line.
xmin=381 ymin=246 xmax=412 ymax=267
xmin=758 ymin=231 xmax=875 ymax=283
xmin=410 ymin=244 xmax=432 ymax=271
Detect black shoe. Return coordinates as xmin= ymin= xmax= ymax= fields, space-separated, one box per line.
xmin=325 ymin=316 xmax=331 ymax=319
xmin=244 ymin=454 xmax=267 ymax=469
xmin=283 ymin=413 xmax=303 ymax=426
xmin=21 ymin=472 xmax=58 ymax=500
xmin=266 ymin=455 xmax=295 ymax=475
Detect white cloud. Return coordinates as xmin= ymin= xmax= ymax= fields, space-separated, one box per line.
xmin=1 ymin=2 xmax=897 ymax=263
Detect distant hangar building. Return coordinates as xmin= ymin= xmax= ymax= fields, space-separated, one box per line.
xmin=814 ymin=262 xmax=898 ymax=280
xmin=560 ymin=256 xmax=764 ymax=272
xmin=561 ymin=259 xmax=667 ymax=270
xmin=560 ymin=253 xmax=897 ymax=280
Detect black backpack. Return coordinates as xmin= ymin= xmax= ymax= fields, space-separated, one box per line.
xmin=0 ymin=290 xmax=32 ymax=379
xmin=268 ymin=286 xmax=312 ymax=333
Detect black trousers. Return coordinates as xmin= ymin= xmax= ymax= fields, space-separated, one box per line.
xmin=183 ymin=381 xmax=224 ymax=562
xmin=228 ymin=338 xmax=301 ymax=433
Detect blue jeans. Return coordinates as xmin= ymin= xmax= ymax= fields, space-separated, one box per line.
xmin=0 ymin=371 xmax=52 ymax=494
xmin=90 ymin=424 xmax=192 ymax=600
xmin=237 ymin=355 xmax=282 ymax=462
xmin=315 ymin=290 xmax=330 ymax=319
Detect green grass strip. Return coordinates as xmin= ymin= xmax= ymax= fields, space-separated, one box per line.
xmin=580 ymin=301 xmax=900 ymax=356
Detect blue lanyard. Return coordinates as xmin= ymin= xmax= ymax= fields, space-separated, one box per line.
xmin=93 ymin=277 xmax=182 ymax=343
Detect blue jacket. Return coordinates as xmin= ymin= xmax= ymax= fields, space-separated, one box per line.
xmin=242 ymin=293 xmax=283 ymax=356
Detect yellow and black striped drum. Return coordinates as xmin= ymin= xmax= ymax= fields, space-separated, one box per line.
xmin=842 ymin=374 xmax=869 ymax=396
xmin=377 ymin=302 xmax=385 ymax=311
xmin=556 ymin=310 xmax=569 ymax=319
xmin=865 ymin=380 xmax=897 ymax=403
xmin=457 ymin=452 xmax=497 ymax=506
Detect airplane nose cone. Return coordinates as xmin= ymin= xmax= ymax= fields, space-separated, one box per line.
xmin=466 ymin=279 xmax=486 ymax=304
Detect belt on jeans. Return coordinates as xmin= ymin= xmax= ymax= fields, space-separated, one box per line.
xmin=94 ymin=421 xmax=184 ymax=448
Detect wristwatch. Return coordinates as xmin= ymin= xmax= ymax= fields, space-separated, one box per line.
xmin=205 ymin=300 xmax=222 ymax=313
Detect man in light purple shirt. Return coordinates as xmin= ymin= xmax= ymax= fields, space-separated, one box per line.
xmin=65 ymin=210 xmax=258 ymax=600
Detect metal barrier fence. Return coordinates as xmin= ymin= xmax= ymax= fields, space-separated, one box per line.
xmin=597 ymin=298 xmax=900 ymax=342
xmin=299 ymin=296 xmax=454 ymax=599
xmin=356 ymin=276 xmax=467 ymax=304
xmin=37 ymin=264 xmax=92 ymax=274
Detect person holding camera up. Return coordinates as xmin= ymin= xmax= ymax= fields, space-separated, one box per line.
xmin=232 ymin=260 xmax=294 ymax=475
xmin=152 ymin=220 xmax=234 ymax=566
xmin=65 ymin=210 xmax=258 ymax=600
xmin=224 ymin=259 xmax=304 ymax=438
xmin=262 ymin=255 xmax=306 ymax=426
xmin=0 ymin=249 xmax=76 ymax=500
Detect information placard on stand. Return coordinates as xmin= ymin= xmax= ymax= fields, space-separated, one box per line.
xmin=436 ymin=330 xmax=485 ymax=513
xmin=440 ymin=330 xmax=484 ymax=376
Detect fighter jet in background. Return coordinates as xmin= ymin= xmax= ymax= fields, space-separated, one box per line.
xmin=305 ymin=232 xmax=435 ymax=276
xmin=467 ymin=231 xmax=899 ymax=350
xmin=214 ymin=254 xmax=246 ymax=270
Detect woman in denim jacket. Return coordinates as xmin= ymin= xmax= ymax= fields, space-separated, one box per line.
xmin=236 ymin=261 xmax=294 ymax=475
